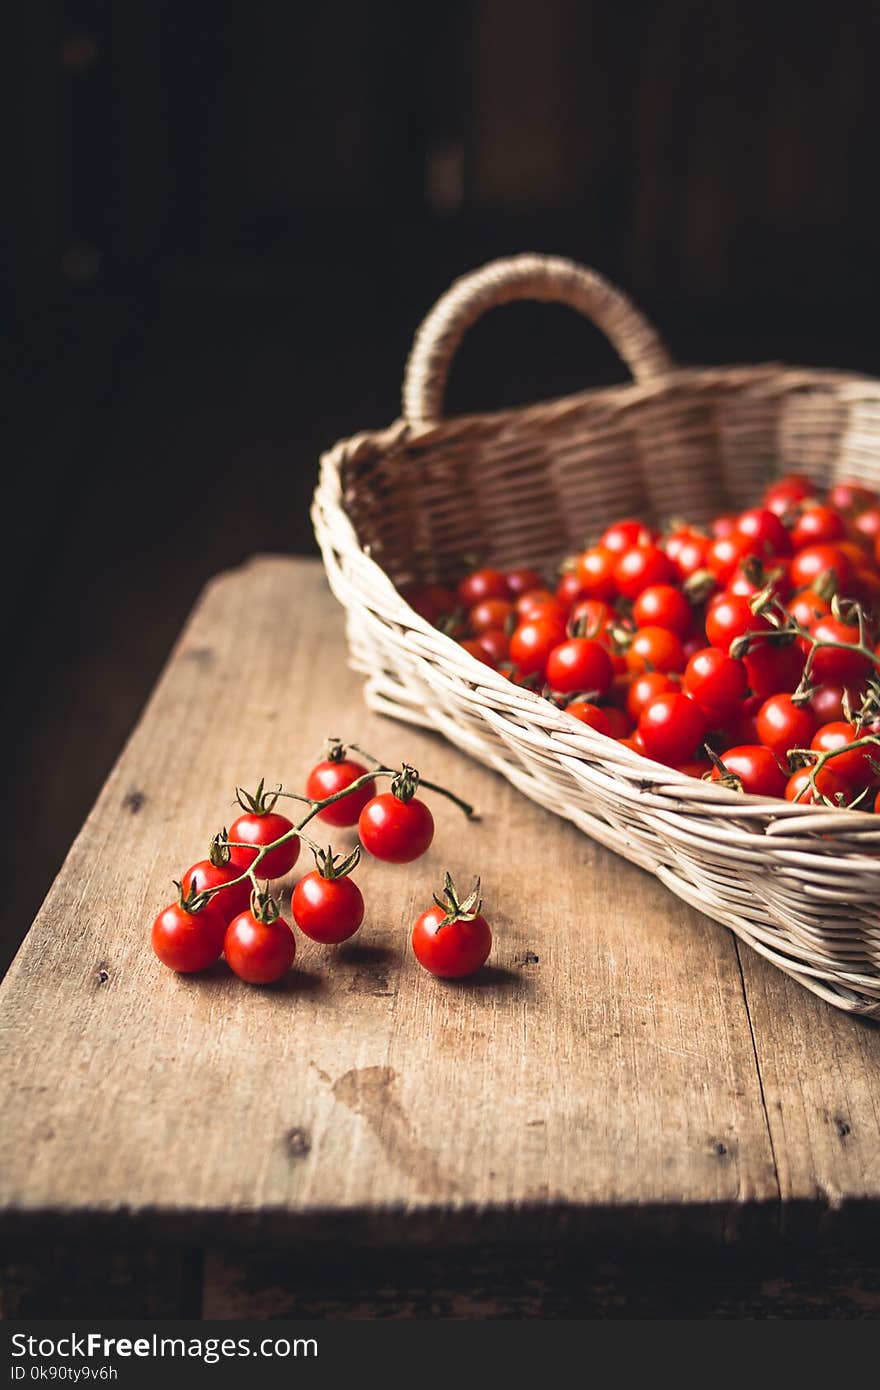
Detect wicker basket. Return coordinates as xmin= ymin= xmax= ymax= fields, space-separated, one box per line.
xmin=313 ymin=254 xmax=880 ymax=1018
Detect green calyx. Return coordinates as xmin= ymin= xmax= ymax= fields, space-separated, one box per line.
xmin=432 ymin=871 xmax=482 ymax=929
xmin=249 ymin=883 xmax=280 ymax=925
xmin=702 ymin=746 xmax=743 ymax=793
xmin=391 ymin=763 xmax=421 ymax=802
xmin=208 ymin=829 xmax=232 ymax=868
xmin=312 ymin=844 xmax=361 ymax=881
xmin=235 ymin=778 xmax=281 ymax=815
xmin=175 ymin=878 xmax=212 ymax=915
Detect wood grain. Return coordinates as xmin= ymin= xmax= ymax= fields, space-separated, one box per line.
xmin=0 ymin=557 xmax=878 ymax=1251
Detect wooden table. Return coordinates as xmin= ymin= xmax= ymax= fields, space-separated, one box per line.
xmin=2 ymin=557 xmax=880 ymax=1318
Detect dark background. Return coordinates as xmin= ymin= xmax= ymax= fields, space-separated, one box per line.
xmin=6 ymin=0 xmax=880 ymax=971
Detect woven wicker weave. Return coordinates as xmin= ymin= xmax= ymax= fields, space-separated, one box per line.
xmin=313 ymin=254 xmax=880 ymax=1018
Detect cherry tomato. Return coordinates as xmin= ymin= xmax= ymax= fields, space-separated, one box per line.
xmin=790 ymin=505 xmax=845 ymax=551
xmin=474 ymin=628 xmax=510 ymax=665
xmin=564 ymin=701 xmax=613 ymax=733
xmin=809 ymin=684 xmax=857 ymax=726
xmin=810 ymin=721 xmax=878 ymax=787
xmin=785 ymin=765 xmax=856 ymax=805
xmin=808 ymin=616 xmax=873 ymax=686
xmin=705 ymin=593 xmax=770 ymax=652
xmin=460 ymin=638 xmax=495 ymax=666
xmin=224 ymin=910 xmax=296 ymax=984
xmin=546 ymin=637 xmax=614 ymax=695
xmin=632 ymin=584 xmax=692 ymax=637
xmin=625 ymin=626 xmax=685 ymax=676
xmin=401 ymin=583 xmax=457 ymax=624
xmin=181 ymin=858 xmax=252 ymax=926
xmin=763 ymin=474 xmax=814 ymax=513
xmin=828 ymin=480 xmax=877 ymax=512
xmin=604 ymin=706 xmax=634 ymax=738
xmin=306 ymin=757 xmax=375 ymax=827
xmin=569 ymin=597 xmax=615 ymax=640
xmin=638 ymin=692 xmax=707 ymax=765
xmin=683 ymin=647 xmax=748 ymax=721
xmin=505 ymin=567 xmax=544 ymax=597
xmin=711 ymin=745 xmax=786 ymax=797
xmin=727 ymin=559 xmax=789 ymax=602
xmin=292 ymin=871 xmax=365 ymax=944
xmin=614 ymin=545 xmax=675 ymax=599
xmin=711 ymin=513 xmax=738 ymax=538
xmin=676 ymin=759 xmax=713 ymax=779
xmin=555 ymin=571 xmax=585 ymax=609
xmin=458 ymin=569 xmax=508 ymax=607
xmin=509 ymin=615 xmax=567 ymax=678
xmin=514 ymin=588 xmax=560 ymax=619
xmin=707 ymin=532 xmax=757 ymax=583
xmin=600 ymin=518 xmax=654 ymax=554
xmin=853 ymin=506 xmax=880 ymax=544
xmin=227 ymin=810 xmax=300 ymax=879
xmin=743 ymin=638 xmax=805 ymax=700
xmin=576 ymin=546 xmax=618 ymax=600
xmin=735 ymin=507 xmax=792 ymax=556
xmin=470 ymin=597 xmax=514 ymax=632
xmin=788 ymin=588 xmax=831 ymax=628
xmin=755 ymin=694 xmax=816 ymax=760
xmin=359 ymin=793 xmax=435 ymax=863
xmin=151 ymin=899 xmax=227 ymax=973
xmin=411 ymin=877 xmax=492 ymax=979
xmin=626 ymin=671 xmax=678 ymax=722
xmin=789 ymin=544 xmax=853 ymax=592
xmin=668 ymin=533 xmax=710 ymax=581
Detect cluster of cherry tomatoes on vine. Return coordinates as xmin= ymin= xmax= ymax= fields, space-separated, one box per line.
xmin=151 ymin=743 xmax=491 ymax=985
xmin=403 ymin=474 xmax=880 ymax=808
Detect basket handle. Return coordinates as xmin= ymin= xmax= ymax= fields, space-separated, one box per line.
xmin=402 ymin=253 xmax=673 ymax=428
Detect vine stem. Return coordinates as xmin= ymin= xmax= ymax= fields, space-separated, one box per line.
xmin=194 ymin=748 xmax=474 ymax=908
xmin=786 ymin=734 xmax=880 ymax=804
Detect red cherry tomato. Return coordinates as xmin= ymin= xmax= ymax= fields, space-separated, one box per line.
xmin=181 ymin=858 xmax=252 ymax=926
xmin=763 ymin=474 xmax=815 ymax=514
xmin=638 ymin=692 xmax=707 ymax=765
xmin=711 ymin=745 xmax=786 ymax=797
xmin=604 ymin=706 xmax=634 ymax=738
xmin=546 ymin=637 xmax=614 ymax=695
xmin=625 ymin=626 xmax=685 ymax=676
xmin=564 ymin=701 xmax=613 ymax=733
xmin=632 ymin=584 xmax=692 ymax=637
xmin=505 ymin=567 xmax=544 ymax=597
xmin=151 ymin=900 xmax=227 ymax=973
xmin=411 ymin=878 xmax=492 ymax=979
xmin=576 ymin=546 xmax=618 ymax=600
xmin=460 ymin=638 xmax=495 ymax=666
xmin=514 ymin=588 xmax=561 ymax=619
xmin=755 ymin=694 xmax=816 ymax=760
xmin=810 ymin=721 xmax=878 ymax=787
xmin=785 ymin=765 xmax=856 ymax=805
xmin=475 ymin=628 xmax=510 ymax=665
xmin=707 ymin=532 xmax=757 ymax=583
xmin=400 ymin=583 xmax=457 ymax=623
xmin=828 ymin=481 xmax=877 ymax=512
xmin=683 ymin=647 xmax=748 ymax=722
xmin=457 ymin=568 xmax=509 ymax=606
xmin=614 ymin=545 xmax=675 ymax=600
xmin=711 ymin=513 xmax=739 ymax=538
xmin=509 ymin=615 xmax=567 ymax=678
xmin=788 ymin=588 xmax=832 ymax=628
xmin=569 ymin=597 xmax=615 ymax=640
xmin=292 ymin=871 xmax=365 ymax=944
xmin=809 ymin=684 xmax=858 ymax=725
xmin=470 ymin=597 xmax=514 ymax=632
xmin=600 ymin=518 xmax=654 ymax=554
xmin=555 ymin=571 xmax=585 ymax=610
xmin=669 ymin=533 xmax=710 ymax=580
xmin=626 ymin=671 xmax=679 ymax=723
xmin=743 ymin=638 xmax=805 ymax=700
xmin=705 ymin=593 xmax=770 ymax=652
xmin=358 ymin=793 xmax=435 ymax=863
xmin=853 ymin=506 xmax=880 ymax=543
xmin=227 ymin=811 xmax=300 ymax=879
xmin=790 ymin=505 xmax=845 ymax=551
xmin=224 ymin=910 xmax=296 ymax=984
xmin=735 ymin=507 xmax=792 ymax=556
xmin=306 ymin=757 xmax=375 ymax=827
xmin=789 ymin=544 xmax=852 ymax=592
xmin=808 ymin=616 xmax=873 ymax=686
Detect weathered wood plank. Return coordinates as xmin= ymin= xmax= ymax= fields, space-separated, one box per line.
xmin=735 ymin=945 xmax=880 ymax=1236
xmin=0 ymin=555 xmax=842 ymax=1244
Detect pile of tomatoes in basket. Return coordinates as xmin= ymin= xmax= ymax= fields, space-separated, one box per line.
xmin=403 ymin=474 xmax=880 ymax=809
